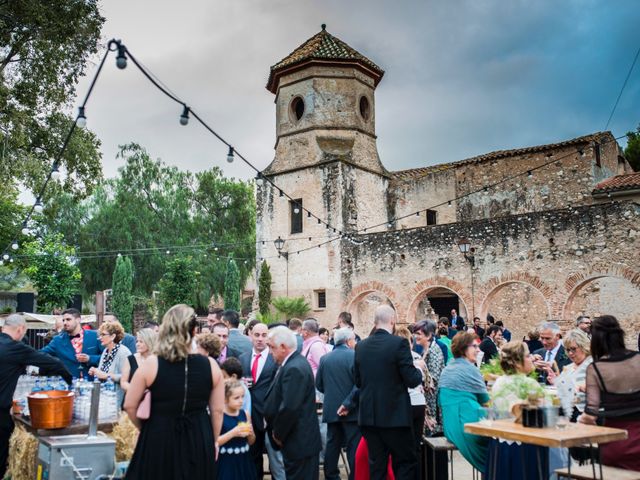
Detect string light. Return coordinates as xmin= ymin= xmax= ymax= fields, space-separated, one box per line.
xmin=527 ymin=171 xmax=533 ymax=178
xmin=226 ymin=146 xmax=235 ymax=163
xmin=2 ymin=254 xmax=9 ymax=260
xmin=51 ymin=162 xmax=61 ymax=181
xmin=255 ymin=174 xmax=263 ymax=186
xmin=76 ymin=107 xmax=87 ymax=128
xmin=34 ymin=199 xmax=43 ymax=214
xmin=294 ymin=205 xmax=300 ymax=214
xmin=21 ymin=222 xmax=30 ymax=236
xmin=11 ymin=243 xmax=18 ymax=250
xmin=179 ymin=105 xmax=190 ymax=126
xmin=115 ymin=43 xmax=127 ymax=69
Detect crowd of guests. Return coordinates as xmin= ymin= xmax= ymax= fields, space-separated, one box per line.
xmin=1 ymin=304 xmax=640 ymax=480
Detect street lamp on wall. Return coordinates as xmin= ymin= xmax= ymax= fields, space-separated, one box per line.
xmin=273 ymin=236 xmax=289 ymax=295
xmin=457 ymin=238 xmax=476 ymax=319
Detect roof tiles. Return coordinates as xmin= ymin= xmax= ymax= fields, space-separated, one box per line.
xmin=592 ymin=172 xmax=640 ymax=194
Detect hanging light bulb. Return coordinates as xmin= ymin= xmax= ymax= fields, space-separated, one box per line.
xmin=527 ymin=171 xmax=533 ymax=179
xmin=76 ymin=106 xmax=87 ymax=128
xmin=51 ymin=161 xmax=62 ymax=181
xmin=2 ymin=254 xmax=9 ymax=260
xmin=116 ymin=44 xmax=127 ymax=69
xmin=11 ymin=242 xmax=18 ymax=250
xmin=179 ymin=105 xmax=190 ymax=126
xmin=255 ymin=174 xmax=263 ymax=186
xmin=294 ymin=205 xmax=300 ymax=214
xmin=448 ymin=201 xmax=452 ymax=207
xmin=9 ymin=258 xmax=13 ymax=263
xmin=34 ymin=199 xmax=43 ymax=214
xmin=227 ymin=146 xmax=235 ymax=163
xmin=0 ymin=260 xmax=3 ymax=266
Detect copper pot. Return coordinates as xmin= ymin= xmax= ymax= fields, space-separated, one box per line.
xmin=28 ymin=390 xmax=75 ymax=429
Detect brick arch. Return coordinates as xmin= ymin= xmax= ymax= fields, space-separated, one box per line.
xmin=343 ymin=281 xmax=403 ymax=322
xmin=405 ymin=277 xmax=473 ymax=324
xmin=562 ymin=265 xmax=640 ymax=321
xmin=478 ymin=272 xmax=554 ymax=320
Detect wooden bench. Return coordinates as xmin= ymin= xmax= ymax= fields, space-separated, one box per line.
xmin=555 ymin=464 xmax=640 ymax=480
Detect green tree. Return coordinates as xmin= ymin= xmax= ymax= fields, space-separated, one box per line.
xmin=223 ymin=258 xmax=240 ymax=311
xmin=258 ymin=261 xmax=272 ymax=315
xmin=271 ymin=297 xmax=311 ymax=320
xmin=624 ymin=124 xmax=640 ymax=171
xmin=111 ymin=255 xmax=134 ymax=332
xmin=43 ymin=143 xmax=256 ymax=300
xmin=21 ymin=233 xmax=80 ymax=312
xmin=158 ymin=256 xmax=198 ymax=314
xmin=0 ymin=0 xmax=105 ymax=196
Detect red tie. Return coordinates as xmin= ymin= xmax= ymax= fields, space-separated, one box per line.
xmin=251 ymin=353 xmax=261 ymax=383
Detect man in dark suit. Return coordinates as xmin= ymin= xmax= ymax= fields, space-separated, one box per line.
xmin=354 ymin=305 xmax=424 ymax=480
xmin=479 ymin=325 xmax=502 ymax=364
xmin=449 ymin=308 xmax=464 ymax=329
xmin=264 ymin=326 xmax=321 ymax=480
xmin=1 ymin=314 xmax=72 ymax=478
xmin=533 ymin=321 xmax=571 ymax=383
xmin=41 ymin=308 xmax=101 ymax=378
xmin=239 ymin=323 xmax=284 ymax=480
xmin=212 ymin=322 xmax=241 ymax=364
xmin=316 ymin=327 xmax=360 ymax=480
xmin=472 ymin=317 xmax=485 ymax=339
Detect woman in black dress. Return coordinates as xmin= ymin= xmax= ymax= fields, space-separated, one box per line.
xmin=124 ymin=304 xmax=225 ymax=480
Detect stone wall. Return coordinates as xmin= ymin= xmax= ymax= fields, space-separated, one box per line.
xmin=340 ymin=201 xmax=640 ymax=342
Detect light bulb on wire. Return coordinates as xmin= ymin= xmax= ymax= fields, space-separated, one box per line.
xmin=116 ymin=44 xmax=127 ymax=69
xmin=34 ymin=199 xmax=43 ymax=214
xmin=76 ymin=107 xmax=87 ymax=128
xmin=21 ymin=222 xmax=29 ymax=236
xmin=294 ymin=206 xmax=300 ymax=214
xmin=2 ymin=254 xmax=9 ymax=260
xmin=227 ymin=146 xmax=235 ymax=163
xmin=51 ymin=161 xmax=61 ymax=181
xmin=11 ymin=242 xmax=18 ymax=250
xmin=180 ymin=105 xmax=189 ymax=126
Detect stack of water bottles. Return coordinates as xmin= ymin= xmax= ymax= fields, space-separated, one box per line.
xmin=13 ymin=375 xmax=70 ymax=416
xmin=72 ymin=376 xmax=119 ymax=423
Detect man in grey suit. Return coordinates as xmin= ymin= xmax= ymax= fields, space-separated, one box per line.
xmin=265 ymin=326 xmax=321 ymax=480
xmin=224 ymin=310 xmax=252 ymax=356
xmin=316 ymin=327 xmax=360 ymax=480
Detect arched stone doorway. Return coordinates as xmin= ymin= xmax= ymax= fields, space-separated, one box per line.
xmin=564 ymin=275 xmax=640 ymax=349
xmin=343 ymin=282 xmax=399 ymax=337
xmin=480 ymin=281 xmax=551 ymax=342
xmin=406 ymin=278 xmax=472 ymax=325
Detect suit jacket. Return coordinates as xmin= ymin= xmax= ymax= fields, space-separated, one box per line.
xmin=264 ymin=351 xmax=321 ymax=460
xmin=479 ymin=337 xmax=499 ymax=364
xmin=228 ymin=329 xmax=252 ymax=357
xmin=450 ymin=315 xmax=464 ymax=328
xmin=534 ymin=345 xmax=571 ymax=376
xmin=354 ymin=329 xmax=422 ymax=428
xmin=41 ymin=330 xmax=102 ymax=378
xmin=0 ymin=333 xmax=72 ymax=410
xmin=121 ymin=333 xmax=137 ymax=354
xmin=239 ymin=349 xmax=279 ymax=433
xmin=474 ymin=326 xmax=486 ymax=339
xmin=316 ymin=344 xmax=358 ymax=423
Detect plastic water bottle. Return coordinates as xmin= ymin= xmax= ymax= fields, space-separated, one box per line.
xmin=104 ymin=376 xmax=115 ymax=392
xmin=32 ymin=378 xmax=43 ymax=392
xmin=57 ymin=376 xmax=69 ymax=391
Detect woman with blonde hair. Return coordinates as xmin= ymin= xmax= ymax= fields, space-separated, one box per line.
xmin=124 ymin=304 xmax=225 ymax=479
xmin=120 ymin=328 xmax=158 ymax=393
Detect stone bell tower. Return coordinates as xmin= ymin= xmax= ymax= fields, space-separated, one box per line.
xmin=256 ymin=25 xmax=390 ymax=323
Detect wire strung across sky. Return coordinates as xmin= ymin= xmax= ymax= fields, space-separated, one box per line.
xmin=0 ymin=37 xmax=634 ymax=266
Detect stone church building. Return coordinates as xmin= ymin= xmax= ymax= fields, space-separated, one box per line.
xmin=255 ymin=26 xmax=640 ymax=342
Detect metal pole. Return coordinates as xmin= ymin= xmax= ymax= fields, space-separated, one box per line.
xmin=87 ymin=379 xmax=101 ymax=438
xmin=471 ymin=266 xmax=476 ymax=319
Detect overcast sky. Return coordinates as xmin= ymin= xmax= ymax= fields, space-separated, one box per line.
xmin=77 ymin=0 xmax=640 ymax=182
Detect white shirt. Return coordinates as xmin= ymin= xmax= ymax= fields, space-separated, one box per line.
xmin=281 ymin=349 xmax=296 ymax=367
xmin=251 ymin=347 xmax=269 ymax=382
xmin=545 ymin=340 xmax=563 ymax=364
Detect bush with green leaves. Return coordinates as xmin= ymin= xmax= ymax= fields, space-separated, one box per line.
xmin=258 ymin=261 xmax=272 ymax=315
xmin=223 ymin=258 xmax=240 ymax=311
xmin=111 ymin=255 xmax=134 ymax=332
xmin=271 ymin=296 xmax=311 ymax=321
xmin=158 ymin=256 xmax=198 ymax=317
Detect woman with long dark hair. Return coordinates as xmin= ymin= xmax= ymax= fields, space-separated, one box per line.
xmin=578 ymin=315 xmax=640 ymax=471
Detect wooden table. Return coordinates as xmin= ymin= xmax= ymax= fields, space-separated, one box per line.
xmin=464 ymin=419 xmax=628 ymax=480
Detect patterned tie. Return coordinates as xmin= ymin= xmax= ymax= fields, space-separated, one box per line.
xmin=251 ymin=353 xmax=261 ymax=383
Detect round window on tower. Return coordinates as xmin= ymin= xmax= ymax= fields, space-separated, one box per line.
xmin=359 ymin=96 xmax=371 ymax=121
xmin=289 ymin=96 xmax=305 ymax=122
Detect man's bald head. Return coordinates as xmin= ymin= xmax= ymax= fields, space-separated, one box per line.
xmin=251 ymin=322 xmax=269 ymax=352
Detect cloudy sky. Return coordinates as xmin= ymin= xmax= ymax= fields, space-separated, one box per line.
xmin=77 ymin=0 xmax=640 ymax=181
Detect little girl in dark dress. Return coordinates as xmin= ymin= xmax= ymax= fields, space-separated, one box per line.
xmin=216 ymin=379 xmax=256 ymax=480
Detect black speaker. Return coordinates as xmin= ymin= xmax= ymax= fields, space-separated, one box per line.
xmin=67 ymin=294 xmax=82 ymax=312
xmin=16 ymin=292 xmax=35 ymax=313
